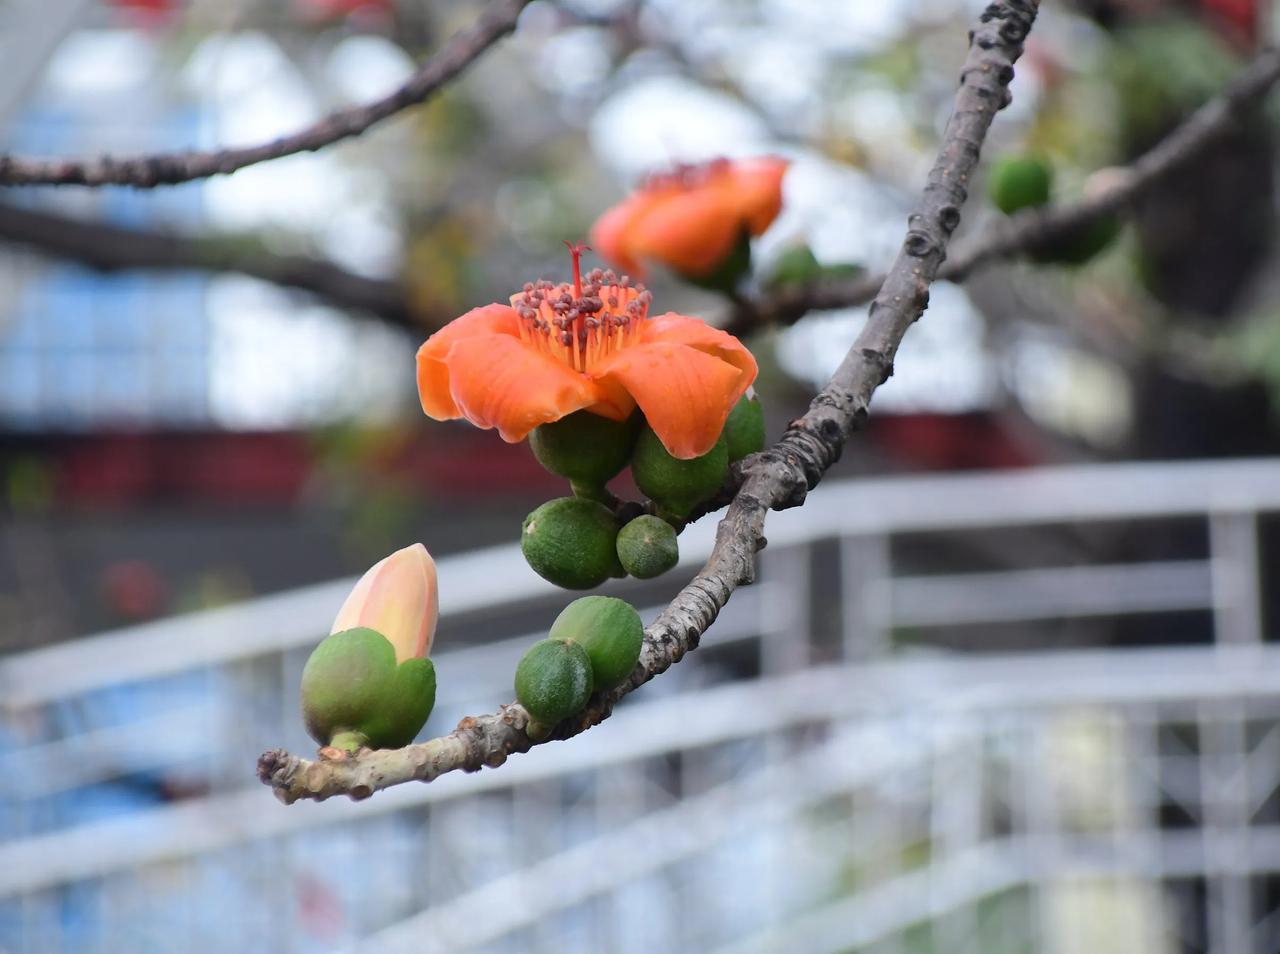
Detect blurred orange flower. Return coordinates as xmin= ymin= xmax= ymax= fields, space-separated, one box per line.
xmin=590 ymin=157 xmax=789 ymax=279
xmin=417 ymin=249 xmax=757 ymax=460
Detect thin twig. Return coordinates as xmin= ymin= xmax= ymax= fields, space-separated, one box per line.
xmin=0 ymin=200 xmax=434 ymax=326
xmin=725 ymin=46 xmax=1280 ymax=339
xmin=0 ymin=0 xmax=531 ymax=188
xmin=257 ymin=0 xmax=1041 ymax=805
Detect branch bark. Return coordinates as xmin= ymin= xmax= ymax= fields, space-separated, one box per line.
xmin=257 ymin=0 xmax=1042 ymax=805
xmin=0 ymin=0 xmax=531 ymax=188
xmin=0 ymin=200 xmax=435 ymax=326
xmin=725 ymin=46 xmax=1280 ymax=339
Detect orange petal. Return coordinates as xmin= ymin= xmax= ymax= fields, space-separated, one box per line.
xmin=640 ymin=313 xmax=759 ymax=388
xmin=730 ymin=157 xmax=789 ymax=235
xmin=417 ymin=304 xmax=520 ymax=420
xmin=589 ymin=192 xmax=657 ymax=277
xmin=628 ymin=184 xmax=746 ymax=278
xmin=594 ymin=340 xmax=750 ymax=459
xmin=442 ymin=334 xmax=602 ymax=443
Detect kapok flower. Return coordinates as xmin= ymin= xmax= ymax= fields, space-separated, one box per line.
xmin=417 ymin=245 xmax=757 ymax=460
xmin=589 ymin=157 xmax=789 ymax=279
xmin=331 ymin=543 xmax=439 ymax=662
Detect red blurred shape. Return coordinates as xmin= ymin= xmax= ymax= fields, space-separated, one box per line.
xmin=867 ymin=413 xmax=1039 ymax=472
xmin=101 ymin=559 xmax=169 ymax=621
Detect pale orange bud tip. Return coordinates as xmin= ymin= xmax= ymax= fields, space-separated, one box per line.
xmin=330 ymin=543 xmax=439 ymax=662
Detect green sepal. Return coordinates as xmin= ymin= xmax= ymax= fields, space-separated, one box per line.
xmin=530 ymin=410 xmax=640 ymax=485
xmin=300 ymin=627 xmax=437 ymax=750
xmin=631 ymin=425 xmax=728 ymax=518
xmin=682 ymin=229 xmax=753 ymax=295
xmin=723 ymin=393 xmax=766 ymax=462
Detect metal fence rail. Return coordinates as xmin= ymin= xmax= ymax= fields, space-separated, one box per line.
xmin=2 ymin=458 xmax=1280 ymax=953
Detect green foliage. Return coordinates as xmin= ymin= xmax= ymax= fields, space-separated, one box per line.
xmin=1105 ymin=17 xmax=1242 ymax=148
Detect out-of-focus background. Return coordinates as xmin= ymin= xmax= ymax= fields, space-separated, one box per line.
xmin=1 ymin=0 xmax=1279 ymax=951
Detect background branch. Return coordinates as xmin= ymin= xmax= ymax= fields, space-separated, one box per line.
xmin=725 ymin=46 xmax=1280 ymax=339
xmin=257 ymin=0 xmax=1042 ymax=805
xmin=0 ymin=0 xmax=531 ymax=188
xmin=0 ymin=201 xmax=433 ymax=326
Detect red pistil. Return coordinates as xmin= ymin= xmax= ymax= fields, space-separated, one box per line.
xmin=564 ymin=240 xmax=591 ymax=298
xmin=511 ymin=261 xmax=651 ymax=373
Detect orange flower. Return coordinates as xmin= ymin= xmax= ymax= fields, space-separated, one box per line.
xmin=416 ymin=247 xmax=757 ymax=460
xmin=589 ymin=157 xmax=789 ymax=279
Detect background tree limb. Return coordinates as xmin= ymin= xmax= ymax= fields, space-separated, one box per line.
xmin=0 ymin=200 xmax=432 ymax=327
xmin=727 ymin=46 xmax=1280 ymax=339
xmin=257 ymin=0 xmax=1042 ymax=805
xmin=0 ymin=0 xmax=531 ymax=188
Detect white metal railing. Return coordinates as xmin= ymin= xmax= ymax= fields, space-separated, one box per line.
xmin=2 ymin=458 xmax=1280 ymax=954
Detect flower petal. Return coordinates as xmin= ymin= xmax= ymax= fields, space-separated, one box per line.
xmin=417 ymin=304 xmax=521 ymax=420
xmin=640 ymin=313 xmax=759 ymax=387
xmin=628 ymin=184 xmax=746 ymax=278
xmin=442 ymin=334 xmax=603 ymax=443
xmin=594 ymin=339 xmax=751 ymax=459
xmin=730 ymin=157 xmax=789 ymax=235
xmin=589 ymin=193 xmax=655 ymax=277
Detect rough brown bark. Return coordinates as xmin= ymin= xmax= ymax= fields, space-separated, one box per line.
xmin=257 ymin=0 xmax=1042 ymax=805
xmin=0 ymin=0 xmax=531 ymax=188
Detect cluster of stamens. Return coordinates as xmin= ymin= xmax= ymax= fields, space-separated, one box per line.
xmin=641 ymin=156 xmax=730 ymax=193
xmin=511 ymin=245 xmax=653 ymax=374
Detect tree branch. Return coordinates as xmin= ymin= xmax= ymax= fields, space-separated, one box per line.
xmin=726 ymin=46 xmax=1280 ymax=339
xmin=0 ymin=0 xmax=531 ymax=188
xmin=0 ymin=200 xmax=436 ymax=326
xmin=257 ymin=0 xmax=1041 ymax=805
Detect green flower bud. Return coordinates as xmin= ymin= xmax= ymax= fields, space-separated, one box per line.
xmin=723 ymin=393 xmax=766 ymax=462
xmin=301 ymin=627 xmax=437 ymax=751
xmin=549 ymin=595 xmax=644 ymax=690
xmin=616 ymin=515 xmax=679 ymax=580
xmin=988 ymin=155 xmax=1053 ymax=215
xmin=522 ymin=497 xmax=625 ymax=590
xmin=529 ymin=410 xmax=640 ymax=486
xmin=515 ymin=637 xmax=594 ymax=726
xmin=631 ymin=425 xmax=728 ymax=518
xmin=1028 ymin=214 xmax=1121 ymax=266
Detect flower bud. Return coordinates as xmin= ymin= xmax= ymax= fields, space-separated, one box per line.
xmin=521 ymin=497 xmax=625 ymax=590
xmin=331 ymin=543 xmax=438 ymax=662
xmin=515 ymin=637 xmax=594 ymax=729
xmin=616 ymin=515 xmax=679 ymax=580
xmin=988 ymin=154 xmax=1053 ymax=215
xmin=549 ymin=596 xmax=644 ymax=691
